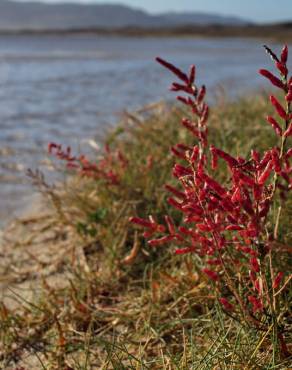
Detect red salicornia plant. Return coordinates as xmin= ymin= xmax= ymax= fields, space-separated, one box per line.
xmin=131 ymin=46 xmax=291 ymax=356
xmin=48 ymin=142 xmax=127 ymax=186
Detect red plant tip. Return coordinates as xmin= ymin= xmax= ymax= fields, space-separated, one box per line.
xmin=284 ymin=123 xmax=292 ymax=138
xmin=167 ymin=197 xmax=184 ymax=210
xmin=251 ymin=149 xmax=260 ymax=163
xmin=207 ymin=258 xmax=222 ymax=266
xmin=210 ymin=145 xmax=218 ymax=169
xmin=156 ymin=57 xmax=189 ymax=84
xmin=231 ymin=187 xmax=242 ymax=203
xmin=177 ymin=96 xmax=189 ymax=105
xmin=202 ymin=268 xmax=219 ymax=281
xmin=248 ymin=295 xmax=263 ymax=313
xmin=197 ymin=223 xmax=212 ymax=232
xmin=219 ymin=297 xmax=234 ymax=311
xmin=164 ymin=215 xmax=176 ymax=234
xmin=281 ymin=45 xmax=288 ymax=64
xmin=286 ymin=148 xmax=292 ymax=158
xmin=148 ymin=235 xmax=175 ymax=247
xmin=48 ymin=142 xmax=60 ymax=154
xmin=270 ymin=95 xmax=287 ymax=120
xmin=258 ymin=160 xmax=274 ymax=185
xmin=249 ymin=270 xmax=257 ymax=282
xmin=199 ymin=173 xmax=227 ymax=197
xmin=250 ymin=257 xmax=260 ymax=273
xmin=175 ymin=247 xmax=196 ymax=255
xmin=165 ymin=184 xmax=185 ymax=199
xmin=225 ymin=225 xmax=243 ymax=231
xmin=286 ymin=89 xmax=292 ymax=103
xmin=266 ymin=116 xmax=283 ymax=136
xmin=211 ymin=147 xmax=238 ymax=168
xmin=259 ymin=69 xmax=285 ymax=89
xmin=197 ymin=85 xmax=206 ymax=104
xmin=273 ymin=272 xmax=284 ymax=290
xmin=129 ymin=217 xmax=153 ymax=228
xmin=276 ymin=62 xmax=288 ymax=77
xmin=271 ymin=149 xmax=281 ymax=173
xmin=189 ymin=65 xmax=196 ymax=85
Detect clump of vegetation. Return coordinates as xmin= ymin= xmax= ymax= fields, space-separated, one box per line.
xmin=132 ymin=44 xmax=292 ymax=359
xmin=0 ymin=46 xmax=291 ymax=369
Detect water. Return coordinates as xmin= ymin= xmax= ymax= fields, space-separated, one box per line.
xmin=0 ymin=34 xmax=287 ymax=224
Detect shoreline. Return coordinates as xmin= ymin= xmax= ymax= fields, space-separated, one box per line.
xmin=0 ymin=23 xmax=291 ymax=42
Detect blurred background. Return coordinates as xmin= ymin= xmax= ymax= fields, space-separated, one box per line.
xmin=0 ymin=0 xmax=291 ymax=225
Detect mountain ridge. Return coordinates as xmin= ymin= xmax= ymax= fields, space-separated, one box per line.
xmin=0 ymin=0 xmax=251 ymax=30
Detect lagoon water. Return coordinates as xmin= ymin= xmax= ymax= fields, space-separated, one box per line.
xmin=0 ymin=35 xmax=287 ymax=224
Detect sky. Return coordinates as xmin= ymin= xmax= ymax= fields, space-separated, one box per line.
xmin=19 ymin=0 xmax=292 ymax=23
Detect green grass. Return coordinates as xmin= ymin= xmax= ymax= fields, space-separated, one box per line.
xmin=0 ymin=94 xmax=291 ymax=369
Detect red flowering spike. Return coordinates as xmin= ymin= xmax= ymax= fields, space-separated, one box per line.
xmin=231 ymin=187 xmax=242 ymax=203
xmin=273 ymin=272 xmax=284 ymax=289
xmin=251 ymin=150 xmax=260 ymax=163
xmin=156 ymin=57 xmax=189 ymax=84
xmin=253 ymin=184 xmax=263 ymax=200
xmin=189 ymin=65 xmax=196 ymax=85
xmin=271 ymin=149 xmax=281 ymax=173
xmin=225 ymin=225 xmax=243 ymax=231
xmin=250 ymin=257 xmax=260 ymax=273
xmin=270 ymin=95 xmax=287 ymax=120
xmin=129 ymin=217 xmax=153 ymax=228
xmin=219 ymin=297 xmax=234 ymax=311
xmin=284 ymin=123 xmax=292 ymax=138
xmin=48 ymin=142 xmax=59 ymax=154
xmin=281 ymin=45 xmax=288 ymax=64
xmin=286 ymin=148 xmax=292 ymax=158
xmin=190 ymin=145 xmax=200 ymax=163
xmin=249 ymin=270 xmax=257 ymax=282
xmin=202 ymin=268 xmax=219 ymax=281
xmin=212 ymin=147 xmax=238 ymax=168
xmin=165 ymin=184 xmax=186 ymax=199
xmin=257 ymin=151 xmax=272 ymax=170
xmin=171 ymin=82 xmax=193 ymax=94
xmin=177 ymin=96 xmax=189 ymax=105
xmin=201 ymin=105 xmax=209 ymax=124
xmin=168 ymin=197 xmax=184 ymax=210
xmin=66 ymin=162 xmax=79 ymax=169
xmin=197 ymin=223 xmax=212 ymax=232
xmin=259 ymin=69 xmax=285 ymax=89
xmin=236 ymin=171 xmax=256 ymax=186
xmin=199 ymin=173 xmax=227 ymax=197
xmin=165 ymin=215 xmax=176 ymax=235
xmin=197 ymin=85 xmax=206 ymax=104
xmin=148 ymin=235 xmax=175 ymax=246
xmin=254 ymin=278 xmax=262 ymax=294
xmin=210 ymin=145 xmax=218 ymax=169
xmin=171 ymin=146 xmax=187 ymax=159
xmin=266 ymin=116 xmax=283 ymax=136
xmin=259 ymin=199 xmax=270 ymax=218
xmin=207 ymin=258 xmax=222 ymax=266
xmin=175 ymin=247 xmax=196 ymax=255
xmin=248 ymin=295 xmax=263 ymax=313
xmin=286 ymin=89 xmax=292 ymax=103
xmin=181 ymin=119 xmax=200 ymax=138
xmin=173 ymin=164 xmax=193 ymax=178
xmin=276 ymin=62 xmax=288 ymax=77
xmin=258 ymin=160 xmax=273 ymax=185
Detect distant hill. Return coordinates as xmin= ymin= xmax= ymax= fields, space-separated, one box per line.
xmin=0 ymin=0 xmax=251 ymax=31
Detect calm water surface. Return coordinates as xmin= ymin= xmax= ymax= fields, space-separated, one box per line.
xmin=0 ymin=35 xmax=287 ymax=225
